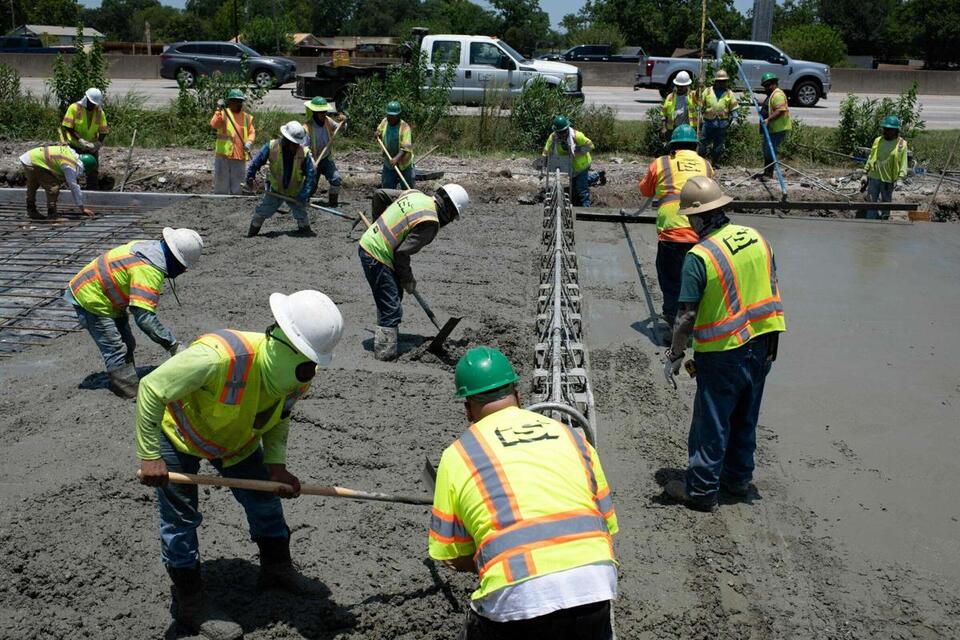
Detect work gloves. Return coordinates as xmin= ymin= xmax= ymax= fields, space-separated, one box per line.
xmin=402 ymin=279 xmax=417 ymax=294
xmin=167 ymin=342 xmax=188 ymax=356
xmin=217 ymin=99 xmax=226 ymax=109
xmin=662 ymin=349 xmax=684 ymax=389
xmin=244 ymin=141 xmax=253 ymax=152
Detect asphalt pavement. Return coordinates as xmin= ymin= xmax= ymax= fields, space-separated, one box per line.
xmin=19 ymin=78 xmax=960 ymax=129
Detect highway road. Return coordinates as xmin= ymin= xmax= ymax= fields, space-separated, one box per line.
xmin=20 ymin=78 xmax=960 ymax=129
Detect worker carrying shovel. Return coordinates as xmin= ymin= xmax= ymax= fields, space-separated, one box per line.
xmin=65 ymin=227 xmax=203 ymax=398
xmin=377 ymin=100 xmax=415 ymax=189
xmin=303 ymin=96 xmax=346 ymax=207
xmin=358 ymin=184 xmax=468 ymax=360
xmin=245 ymin=121 xmax=317 ymax=237
xmin=136 ymin=290 xmax=344 ymax=640
xmin=429 ymin=347 xmax=619 ymax=638
xmin=210 ymin=88 xmax=255 ymax=195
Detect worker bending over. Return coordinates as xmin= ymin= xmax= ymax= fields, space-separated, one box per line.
xmin=358 ymin=184 xmax=468 ymax=360
xmin=377 ymin=101 xmax=415 ymax=189
xmin=210 ymin=88 xmax=255 ymax=195
xmin=136 ymin=290 xmax=344 ymax=640
xmin=661 ymin=71 xmax=698 ymax=142
xmin=304 ymin=97 xmax=346 ymax=207
xmin=639 ymin=125 xmax=714 ymax=342
xmin=20 ymin=145 xmax=97 ymax=220
xmin=65 ymin=227 xmax=203 ymax=398
xmin=862 ymin=115 xmax=909 ymax=220
xmin=758 ymin=73 xmax=791 ymax=179
xmin=698 ymin=70 xmax=739 ymax=164
xmin=664 ymin=177 xmax=785 ymax=511
xmin=430 ymin=347 xmax=619 ymax=638
xmin=245 ymin=121 xmax=317 ymax=237
xmin=60 ymin=87 xmax=108 ymax=188
xmin=542 ymin=115 xmax=605 ymax=207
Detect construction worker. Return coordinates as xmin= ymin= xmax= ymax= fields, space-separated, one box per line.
xmin=759 ymin=72 xmax=791 ymax=179
xmin=65 ymin=227 xmax=203 ymax=398
xmin=358 ymin=184 xmax=469 ymax=360
xmin=136 ymin=290 xmax=344 ymax=639
xmin=698 ymin=70 xmax=740 ymax=164
xmin=377 ymin=101 xmax=415 ymax=189
xmin=861 ymin=115 xmax=909 ymax=220
xmin=210 ymin=88 xmax=255 ymax=195
xmin=303 ymin=96 xmax=346 ymax=207
xmin=639 ymin=124 xmax=714 ymax=342
xmin=663 ymin=177 xmax=785 ymax=511
xmin=429 ymin=347 xmax=619 ymax=638
xmin=60 ymin=87 xmax=108 ymax=189
xmin=660 ymin=71 xmax=699 ymax=142
xmin=542 ymin=115 xmax=605 ymax=207
xmin=19 ymin=144 xmax=97 ymax=220
xmin=245 ymin=121 xmax=317 ymax=237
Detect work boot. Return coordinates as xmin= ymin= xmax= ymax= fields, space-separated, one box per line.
xmin=664 ymin=480 xmax=716 ymax=513
xmin=246 ymin=222 xmax=262 ymax=238
xmin=167 ymin=564 xmax=243 ymax=640
xmin=597 ymin=170 xmax=607 ymax=186
xmin=46 ymin=205 xmax=58 ymax=220
xmin=255 ymin=537 xmax=322 ymax=595
xmin=327 ymin=191 xmax=339 ymax=208
xmin=26 ymin=204 xmax=43 ymax=220
xmin=719 ymin=476 xmax=751 ymax=497
xmin=107 ymin=362 xmax=139 ymax=399
xmin=292 ymin=224 xmax=316 ymax=237
xmin=373 ymin=325 xmax=398 ymax=361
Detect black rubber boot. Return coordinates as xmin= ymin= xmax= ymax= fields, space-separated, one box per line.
xmin=246 ymin=222 xmax=262 ymax=238
xmin=292 ymin=224 xmax=315 ymax=237
xmin=255 ymin=537 xmax=320 ymax=594
xmin=328 ymin=191 xmax=339 ymax=208
xmin=597 ymin=170 xmax=607 ymax=186
xmin=108 ymin=362 xmax=139 ymax=399
xmin=26 ymin=204 xmax=43 ymax=220
xmin=167 ymin=564 xmax=243 ymax=640
xmin=46 ymin=205 xmax=58 ymax=220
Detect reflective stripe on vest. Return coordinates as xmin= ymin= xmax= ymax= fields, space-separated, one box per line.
xmin=168 ymin=399 xmax=258 ymax=461
xmin=202 ymin=329 xmax=256 ymax=405
xmin=430 ymin=508 xmax=471 ymax=544
xmin=69 ymin=252 xmax=145 ymax=309
xmin=30 ymin=146 xmax=79 ymax=179
xmin=216 ymin=111 xmax=250 ymax=157
xmin=359 ymin=191 xmax=438 ymax=268
xmin=375 ymin=209 xmax=438 ymax=252
xmin=268 ymin=140 xmax=304 ymax=196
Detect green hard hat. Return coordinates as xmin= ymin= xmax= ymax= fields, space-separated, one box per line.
xmin=670 ymin=124 xmax=699 ymax=145
xmin=386 ymin=100 xmax=402 ymax=116
xmin=454 ymin=346 xmax=520 ymax=398
xmin=761 ymin=72 xmax=779 ymax=85
xmin=552 ymin=115 xmax=570 ymax=132
xmin=882 ymin=115 xmax=901 ymax=130
xmin=79 ymin=154 xmax=98 ymax=174
xmin=226 ymin=88 xmax=245 ymax=101
xmin=305 ymin=96 xmax=332 ymax=113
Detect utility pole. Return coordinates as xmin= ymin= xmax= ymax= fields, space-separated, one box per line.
xmin=270 ymin=0 xmax=279 ymax=54
xmin=144 ymin=21 xmax=151 ymax=56
xmin=751 ymin=0 xmax=774 ymax=42
xmin=232 ymin=0 xmax=238 ymax=44
xmin=9 ymin=0 xmax=15 ymax=31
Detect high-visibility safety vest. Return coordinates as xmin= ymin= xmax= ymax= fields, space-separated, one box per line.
xmin=28 ymin=145 xmax=80 ymax=180
xmin=68 ymin=241 xmax=166 ymax=318
xmin=377 ymin=118 xmax=414 ymax=170
xmin=359 ymin=190 xmax=438 ymax=269
xmin=662 ymin=91 xmax=700 ymax=129
xmin=689 ymin=224 xmax=786 ymax=352
xmin=542 ymin=128 xmax=594 ymax=176
xmin=429 ymin=407 xmax=618 ymax=600
xmin=865 ymin=136 xmax=908 ymax=184
xmin=699 ymin=87 xmax=739 ymax=121
xmin=305 ymin=117 xmax=337 ymax=162
xmin=161 ymin=330 xmax=310 ymax=466
xmin=267 ymin=139 xmax=306 ymax=197
xmin=60 ymin=101 xmax=108 ymax=143
xmin=652 ymin=149 xmax=714 ymax=243
xmin=215 ymin=110 xmax=254 ymax=159
xmin=765 ymin=88 xmax=791 ymax=133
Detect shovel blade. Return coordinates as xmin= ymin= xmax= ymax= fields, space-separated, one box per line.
xmin=422 ymin=456 xmax=437 ymax=493
xmin=427 ymin=316 xmax=462 ymax=354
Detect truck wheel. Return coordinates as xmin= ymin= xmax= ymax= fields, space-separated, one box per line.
xmin=253 ymin=69 xmax=275 ymax=89
xmin=792 ymin=79 xmax=821 ymax=107
xmin=176 ymin=67 xmax=196 ymax=88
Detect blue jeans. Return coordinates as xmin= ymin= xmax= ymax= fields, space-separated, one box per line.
xmin=359 ymin=244 xmax=403 ymax=328
xmin=865 ymin=178 xmax=894 ymax=220
xmin=309 ymin=157 xmax=342 ymax=197
xmin=655 ymin=241 xmax=697 ymax=325
xmin=71 ymin=301 xmax=136 ymax=372
xmin=254 ymin=192 xmax=307 ymax=225
xmin=686 ymin=335 xmax=775 ymax=504
xmin=699 ymin=120 xmax=729 ymax=164
xmin=157 ymin=434 xmax=289 ymax=569
xmin=381 ymin=165 xmax=415 ymax=190
xmin=762 ymin=131 xmax=787 ymax=175
xmin=572 ymin=168 xmax=601 ymax=207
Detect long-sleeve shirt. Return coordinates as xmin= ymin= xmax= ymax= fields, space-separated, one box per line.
xmin=20 ymin=151 xmax=84 ymax=207
xmin=865 ymin=136 xmax=909 ymax=184
xmin=210 ymin=109 xmax=255 ymax=160
xmin=370 ymin=189 xmax=438 ymax=284
xmin=246 ymin=142 xmax=316 ymax=202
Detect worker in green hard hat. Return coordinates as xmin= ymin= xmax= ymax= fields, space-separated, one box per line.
xmin=211 ymin=88 xmax=255 ymax=194
xmin=303 ymin=96 xmax=347 ymax=207
xmin=429 ymin=346 xmax=620 ymax=638
xmin=861 ymin=115 xmax=909 ymax=220
xmin=541 ymin=115 xmax=606 ymax=207
xmin=377 ymin=100 xmax=415 ymax=189
xmin=19 ymin=144 xmax=97 ymax=219
xmin=758 ymin=72 xmax=791 ymax=179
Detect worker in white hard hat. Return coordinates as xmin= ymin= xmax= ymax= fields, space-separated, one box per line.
xmin=60 ymin=87 xmax=108 ymax=189
xmin=136 ymin=290 xmax=344 ymax=640
xmin=660 ymin=70 xmax=700 ymax=142
xmin=64 ymin=227 xmax=203 ymax=399
xmin=244 ymin=120 xmax=317 ymax=237
xmin=358 ymin=184 xmax=468 ymax=360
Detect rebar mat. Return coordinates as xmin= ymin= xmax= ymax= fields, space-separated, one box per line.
xmin=0 ymin=203 xmax=166 ymax=359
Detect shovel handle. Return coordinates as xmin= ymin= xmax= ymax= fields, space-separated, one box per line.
xmin=412 ymin=290 xmax=442 ymax=330
xmin=376 ymin=136 xmax=411 ymax=190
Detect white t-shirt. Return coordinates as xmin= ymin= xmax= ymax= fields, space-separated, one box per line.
xmin=471 ymin=562 xmax=617 ymax=623
xmin=20 ymin=149 xmax=84 ymax=207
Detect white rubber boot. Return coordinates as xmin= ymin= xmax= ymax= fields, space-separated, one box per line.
xmin=374 ymin=326 xmax=398 ymax=361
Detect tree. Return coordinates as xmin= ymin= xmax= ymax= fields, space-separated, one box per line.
xmin=817 ymin=0 xmax=897 ymax=57
xmin=894 ymin=0 xmax=960 ymax=68
xmin=564 ymin=22 xmax=626 ymax=51
xmin=87 ymin=0 xmax=162 ymax=41
xmin=490 ymin=0 xmax=550 ymax=55
xmin=242 ymin=15 xmax=294 ymax=54
xmin=773 ymin=0 xmax=819 ymax=31
xmin=774 ymin=23 xmax=847 ymax=66
xmin=26 ymin=0 xmax=81 ymax=27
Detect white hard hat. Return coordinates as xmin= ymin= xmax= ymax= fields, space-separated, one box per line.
xmin=269 ymin=290 xmax=344 ymax=365
xmin=438 ymin=183 xmax=469 ymax=218
xmin=84 ymin=87 xmax=103 ymax=106
xmin=162 ymin=227 xmax=203 ymax=269
xmin=673 ymin=71 xmax=692 ymax=87
xmin=280 ymin=120 xmax=308 ymax=146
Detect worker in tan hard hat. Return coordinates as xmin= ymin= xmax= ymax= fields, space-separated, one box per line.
xmin=662 ymin=176 xmax=785 ymax=512
xmin=698 ymin=69 xmax=740 ymax=164
xmin=136 ymin=290 xmax=344 ymax=639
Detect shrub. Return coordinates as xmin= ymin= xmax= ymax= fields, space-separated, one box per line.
xmin=774 ymin=24 xmax=848 ymax=68
xmin=48 ymin=26 xmax=110 ymax=111
xmin=0 ymin=64 xmax=53 ymax=139
xmin=510 ymin=78 xmax=583 ymax=151
xmin=835 ymin=82 xmax=925 ymax=155
xmin=172 ymin=60 xmax=270 ymax=146
xmin=578 ymin=105 xmax=617 ymax=152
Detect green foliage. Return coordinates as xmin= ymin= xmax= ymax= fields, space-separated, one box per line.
xmin=48 ymin=26 xmax=110 ymax=112
xmin=0 ymin=64 xmax=53 ymax=139
xmin=510 ymin=78 xmax=584 ymax=151
xmin=564 ymin=22 xmax=625 ymax=52
xmin=774 ymin=24 xmax=847 ymax=67
xmin=894 ymin=0 xmax=960 ymax=69
xmin=490 ymin=0 xmax=551 ymax=55
xmin=242 ymin=16 xmax=295 ymax=55
xmin=835 ymin=82 xmax=925 ymax=155
xmin=818 ymin=0 xmax=897 ymax=58
xmin=577 ymin=105 xmax=617 ymax=152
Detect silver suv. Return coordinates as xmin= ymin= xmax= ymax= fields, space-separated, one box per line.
xmin=160 ymin=41 xmax=297 ymax=89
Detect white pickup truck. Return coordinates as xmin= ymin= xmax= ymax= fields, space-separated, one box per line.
xmin=634 ymin=39 xmax=831 ymax=107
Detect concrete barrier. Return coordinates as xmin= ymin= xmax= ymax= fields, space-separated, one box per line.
xmin=829 ymin=68 xmax=960 ymax=95
xmin=0 ymin=53 xmax=162 ymax=79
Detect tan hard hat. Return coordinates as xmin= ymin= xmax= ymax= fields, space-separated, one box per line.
xmin=679 ymin=176 xmax=733 ymax=216
xmin=715 ymin=70 xmax=730 ymax=81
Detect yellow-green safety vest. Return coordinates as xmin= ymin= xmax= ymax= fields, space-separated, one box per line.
xmin=28 ymin=145 xmax=80 ymax=180
xmin=865 ymin=136 xmax=908 ymax=184
xmin=216 ymin=110 xmax=253 ymax=158
xmin=654 ymin=149 xmax=713 ymax=243
xmin=662 ymin=91 xmax=700 ymax=129
xmin=689 ymin=224 xmax=786 ymax=352
xmin=766 ymin=88 xmax=791 ymax=133
xmin=68 ymin=241 xmax=166 ymax=318
xmin=60 ymin=101 xmax=108 ymax=143
xmin=428 ymin=406 xmax=618 ymax=600
xmin=377 ymin=118 xmax=414 ymax=170
xmin=359 ymin=190 xmax=438 ymax=269
xmin=305 ymin=117 xmax=337 ymax=161
xmin=700 ymin=87 xmax=739 ymax=121
xmin=267 ymin=139 xmax=306 ymax=197
xmin=542 ymin=128 xmax=593 ymax=175
xmin=161 ymin=330 xmax=310 ymax=467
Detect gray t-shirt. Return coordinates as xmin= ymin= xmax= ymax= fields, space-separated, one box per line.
xmin=675 ymin=95 xmax=690 ymax=127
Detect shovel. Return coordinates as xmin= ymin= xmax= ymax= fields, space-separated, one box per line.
xmin=412 ymin=289 xmax=461 ymax=354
